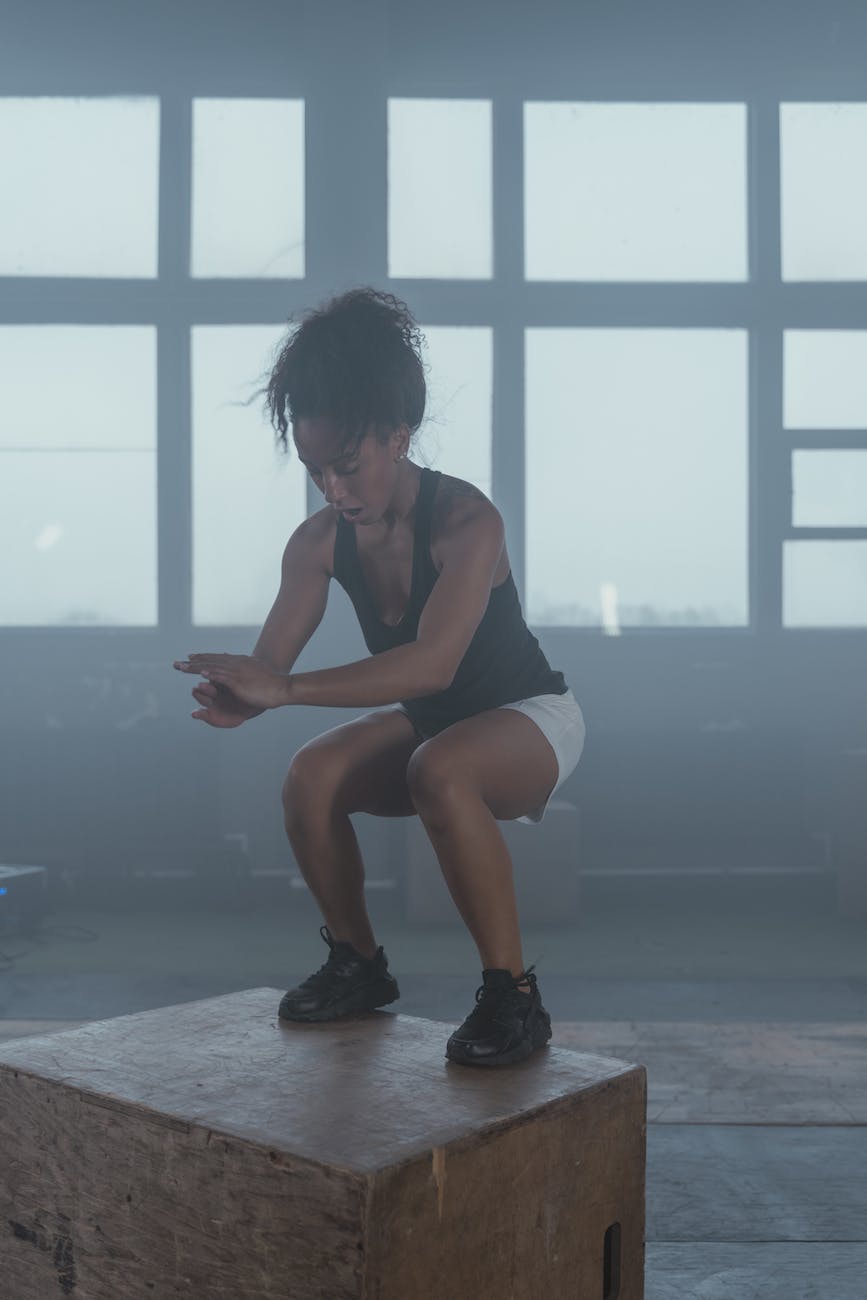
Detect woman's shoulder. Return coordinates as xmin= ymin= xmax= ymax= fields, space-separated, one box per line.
xmin=429 ymin=470 xmax=507 ymax=579
xmin=430 ymin=469 xmax=498 ymax=537
xmin=303 ymin=503 xmax=341 ymax=579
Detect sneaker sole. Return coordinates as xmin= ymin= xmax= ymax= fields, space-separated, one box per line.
xmin=445 ymin=1011 xmax=553 ymax=1067
xmin=278 ymin=978 xmax=400 ymax=1023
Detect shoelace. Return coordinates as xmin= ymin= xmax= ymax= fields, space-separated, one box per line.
xmin=469 ymin=964 xmax=538 ymax=1027
xmin=474 ymin=962 xmax=537 ymax=1003
xmin=297 ymin=925 xmax=368 ymax=991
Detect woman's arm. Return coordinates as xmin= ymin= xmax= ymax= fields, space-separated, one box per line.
xmin=252 ymin=512 xmax=331 ymax=672
xmin=286 ymin=642 xmax=447 ymax=708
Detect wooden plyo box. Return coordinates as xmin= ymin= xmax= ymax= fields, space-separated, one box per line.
xmin=0 ymin=989 xmax=646 ymax=1300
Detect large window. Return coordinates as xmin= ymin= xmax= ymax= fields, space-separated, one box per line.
xmin=779 ymin=105 xmax=867 ymax=629
xmin=2 ymin=94 xmax=865 ymax=630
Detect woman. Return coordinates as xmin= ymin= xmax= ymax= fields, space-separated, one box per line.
xmin=173 ymin=287 xmax=586 ymax=1067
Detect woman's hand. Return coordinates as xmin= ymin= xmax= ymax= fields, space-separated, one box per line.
xmin=187 ymin=679 xmax=266 ymax=728
xmin=173 ymin=654 xmax=292 ymax=718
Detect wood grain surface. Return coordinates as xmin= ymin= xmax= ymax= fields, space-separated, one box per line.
xmin=0 ymin=991 xmax=646 ymax=1300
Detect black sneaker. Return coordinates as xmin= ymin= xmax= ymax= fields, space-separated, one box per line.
xmin=277 ymin=924 xmax=400 ymax=1022
xmin=445 ymin=964 xmax=552 ymax=1067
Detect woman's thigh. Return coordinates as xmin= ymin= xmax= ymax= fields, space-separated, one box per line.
xmin=285 ymin=707 xmax=425 ymax=818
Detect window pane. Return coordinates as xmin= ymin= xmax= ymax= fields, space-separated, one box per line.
xmin=793 ymin=451 xmax=867 ymax=527
xmin=783 ymin=541 xmax=867 ymax=627
xmin=388 ymin=99 xmax=492 ymax=279
xmin=191 ymin=99 xmax=305 ymax=278
xmin=192 ymin=327 xmax=307 ymax=625
xmin=0 ymin=327 xmax=156 ymax=626
xmin=0 ymin=326 xmax=156 ymax=450
xmin=784 ymin=330 xmax=867 ymax=429
xmin=0 ymin=97 xmax=159 ymax=278
xmin=781 ymin=104 xmax=867 ymax=281
xmin=525 ymin=102 xmax=747 ymax=282
xmin=0 ymin=451 xmax=156 ymax=627
xmin=416 ymin=327 xmax=492 ymax=496
xmin=526 ymin=328 xmax=748 ymax=628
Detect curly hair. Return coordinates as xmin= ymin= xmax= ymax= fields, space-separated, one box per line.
xmin=255 ymin=286 xmax=428 ymax=461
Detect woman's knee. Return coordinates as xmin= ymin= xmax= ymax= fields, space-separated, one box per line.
xmin=282 ymin=744 xmax=340 ymax=815
xmin=406 ymin=743 xmax=455 ymax=804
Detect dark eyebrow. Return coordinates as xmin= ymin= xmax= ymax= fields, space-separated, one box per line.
xmin=298 ymin=453 xmax=358 ymax=470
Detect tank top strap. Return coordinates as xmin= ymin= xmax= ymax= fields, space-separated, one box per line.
xmin=416 ymin=466 xmax=441 ymax=551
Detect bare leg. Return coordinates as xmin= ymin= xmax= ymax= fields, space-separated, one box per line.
xmin=282 ymin=796 xmax=379 ymax=961
xmin=411 ymin=784 xmax=531 ymax=991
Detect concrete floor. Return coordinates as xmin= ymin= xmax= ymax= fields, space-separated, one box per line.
xmin=1 ymin=879 xmax=865 ymax=1298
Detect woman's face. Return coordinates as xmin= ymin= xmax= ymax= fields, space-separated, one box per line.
xmin=293 ymin=417 xmax=402 ymax=525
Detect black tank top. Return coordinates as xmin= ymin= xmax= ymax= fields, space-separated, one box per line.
xmin=331 ymin=466 xmax=569 ymax=738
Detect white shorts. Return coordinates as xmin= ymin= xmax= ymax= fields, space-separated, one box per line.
xmin=393 ymin=687 xmax=587 ymax=826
